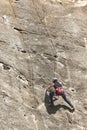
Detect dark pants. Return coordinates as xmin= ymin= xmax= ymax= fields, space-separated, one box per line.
xmin=49 ymin=91 xmax=74 ymax=108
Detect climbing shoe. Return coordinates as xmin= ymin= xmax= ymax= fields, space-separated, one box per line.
xmin=71 ymin=107 xmax=75 ymax=111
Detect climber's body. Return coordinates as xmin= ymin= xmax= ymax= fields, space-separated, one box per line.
xmin=46 ymin=78 xmax=75 ymax=110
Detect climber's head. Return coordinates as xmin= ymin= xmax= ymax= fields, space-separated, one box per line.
xmin=52 ymin=77 xmax=57 ymax=83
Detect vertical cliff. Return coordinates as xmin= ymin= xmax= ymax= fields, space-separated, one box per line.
xmin=0 ymin=0 xmax=87 ymax=130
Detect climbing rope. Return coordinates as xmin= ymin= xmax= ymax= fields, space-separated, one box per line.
xmin=32 ymin=0 xmax=57 ymax=77
xmin=43 ymin=22 xmax=57 ymax=77
xmin=9 ymin=0 xmax=16 ymax=18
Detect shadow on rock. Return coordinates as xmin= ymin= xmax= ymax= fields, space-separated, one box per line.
xmin=44 ymin=91 xmax=74 ymax=115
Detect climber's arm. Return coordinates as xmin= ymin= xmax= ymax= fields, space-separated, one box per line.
xmin=46 ymin=83 xmax=54 ymax=92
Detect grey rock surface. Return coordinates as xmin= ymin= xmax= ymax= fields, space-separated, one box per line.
xmin=0 ymin=0 xmax=87 ymax=130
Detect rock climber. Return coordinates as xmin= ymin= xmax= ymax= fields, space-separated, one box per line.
xmin=46 ymin=77 xmax=75 ymax=110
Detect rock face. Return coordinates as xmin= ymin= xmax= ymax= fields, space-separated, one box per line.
xmin=0 ymin=0 xmax=87 ymax=130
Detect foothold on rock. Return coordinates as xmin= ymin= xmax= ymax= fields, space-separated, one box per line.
xmin=59 ymin=2 xmax=62 ymax=5
xmin=32 ymin=50 xmax=37 ymax=54
xmin=18 ymin=75 xmax=23 ymax=80
xmin=24 ymin=114 xmax=26 ymax=116
xmin=54 ymin=55 xmax=58 ymax=58
xmin=3 ymin=65 xmax=10 ymax=70
xmin=71 ymin=89 xmax=75 ymax=92
xmin=69 ymin=87 xmax=76 ymax=93
xmin=23 ymin=85 xmax=27 ymax=89
xmin=14 ymin=27 xmax=23 ymax=32
xmin=32 ymin=106 xmax=35 ymax=109
xmin=21 ymin=50 xmax=27 ymax=53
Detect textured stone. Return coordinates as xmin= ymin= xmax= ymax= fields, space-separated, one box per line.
xmin=0 ymin=0 xmax=87 ymax=130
